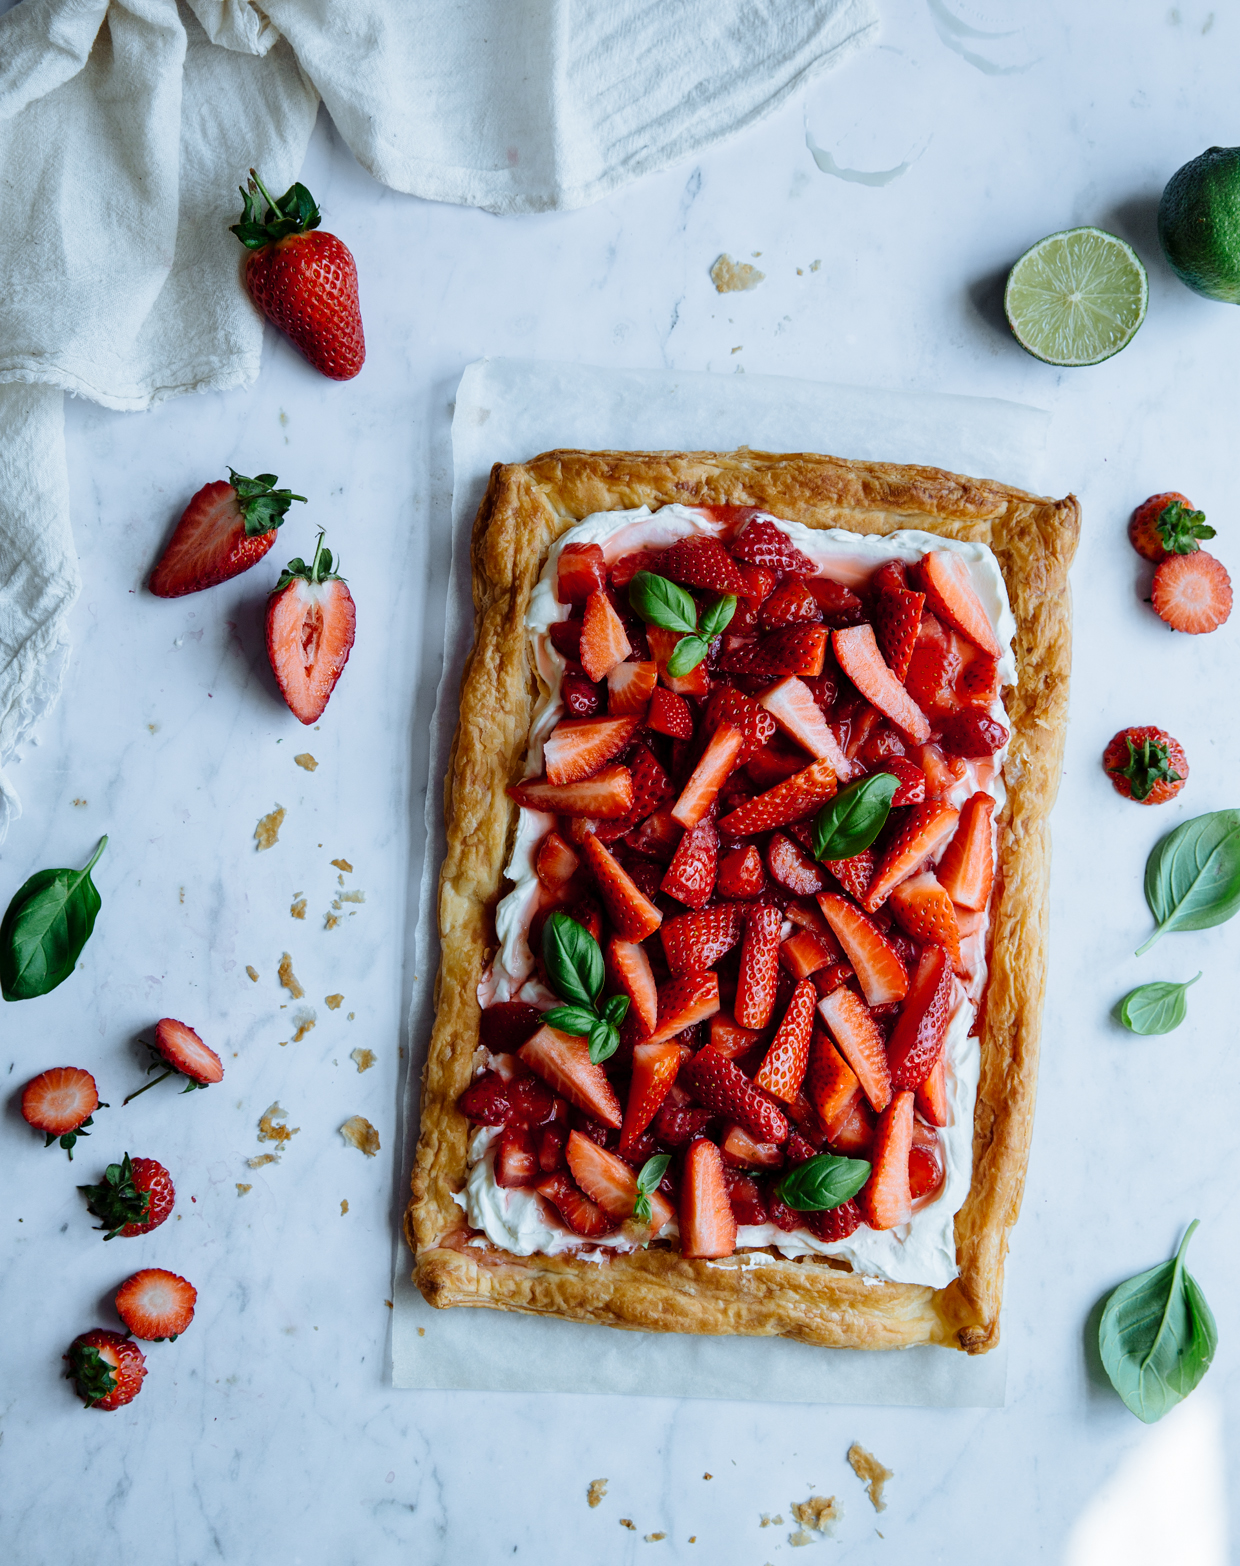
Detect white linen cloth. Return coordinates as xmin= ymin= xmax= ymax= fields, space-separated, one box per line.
xmin=0 ymin=0 xmax=876 ymax=837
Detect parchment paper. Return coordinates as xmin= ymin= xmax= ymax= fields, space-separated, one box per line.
xmin=393 ymin=356 xmax=1053 ymax=1406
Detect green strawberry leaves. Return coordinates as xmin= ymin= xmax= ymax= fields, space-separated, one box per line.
xmin=231 ymin=169 xmax=322 ymax=250
xmin=274 ymin=531 xmax=344 ymax=592
xmin=79 ymin=1153 xmax=152 ymax=1241
xmin=1 ymin=837 xmax=107 ymax=1002
xmin=1108 ymin=735 xmax=1183 ymax=803
xmin=541 ymin=912 xmax=628 ymax=1063
xmin=66 ymin=1341 xmax=119 ymax=1405
xmin=229 ymin=470 xmax=307 ymax=538
xmin=627 ymin=571 xmax=736 ymax=675
xmin=1156 ymin=500 xmax=1215 ymax=555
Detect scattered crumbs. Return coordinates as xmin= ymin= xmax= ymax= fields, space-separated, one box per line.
xmin=72 ymin=797 xmax=87 ymax=807
xmin=810 ymin=258 xmax=821 ymax=271
xmin=347 ymin=1012 xmax=355 ymax=1021
xmin=619 ymin=1520 xmax=636 ymax=1531
xmin=791 ymin=1496 xmax=838 ymax=1538
xmin=325 ymin=914 xmax=340 ymax=931
xmin=789 ymin=1531 xmax=813 ymax=1547
xmin=340 ymin=1115 xmax=380 ymax=1157
xmin=338 ymin=889 xmax=365 ymax=905
xmin=385 ymin=1299 xmax=394 ymax=1309
xmin=703 ymin=1474 xmax=712 ymax=1481
xmin=247 ymin=1153 xmax=277 ymax=1169
xmin=290 ymin=1009 xmax=317 ymax=1043
xmin=148 ymin=722 xmax=160 ymax=733
xmin=257 ymin=1102 xmax=300 ymax=1153
xmin=688 ymin=1539 xmax=696 ymax=1545
xmin=797 ymin=267 xmax=803 ymax=275
xmin=326 ymin=993 xmax=344 ymax=1010
xmin=294 ymin=753 xmax=318 ymax=772
xmin=246 ymin=965 xmax=259 ymax=983
xmin=710 ymin=253 xmax=764 ymax=293
xmin=731 ymin=345 xmax=742 ymax=354
xmin=255 ymin=806 xmax=285 ymax=851
xmin=331 ymin=857 xmax=353 ymax=872
xmin=848 ymin=1444 xmax=893 ymax=1513
xmin=587 ymin=1479 xmax=608 ymax=1509
xmin=290 ymin=895 xmax=307 ymax=920
xmin=278 ymin=952 xmax=304 ymax=999
xmin=338 ymin=874 xmax=344 ymax=885
xmin=351 ymin=1048 xmax=376 ymax=1073
xmin=179 ymin=887 xmax=185 ymax=904
xmin=644 ymin=1534 xmax=666 ymax=1543
xmin=340 ymin=1199 xmax=349 ymax=1215
xmin=236 ymin=1183 xmax=252 ymax=1196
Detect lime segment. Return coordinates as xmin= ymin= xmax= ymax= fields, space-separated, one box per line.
xmin=1004 ymin=227 xmax=1148 ymax=366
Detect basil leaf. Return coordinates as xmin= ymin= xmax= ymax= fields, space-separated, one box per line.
xmin=542 ymin=1005 xmax=598 ymax=1038
xmin=698 ymin=595 xmax=737 ymax=641
xmin=588 ymin=1019 xmax=619 ymax=1065
xmin=1099 ymin=1220 xmax=1217 ymax=1423
xmin=812 ymin=774 xmax=900 ymax=862
xmin=1 ymin=837 xmax=107 ymax=1002
xmin=628 ymin=572 xmax=699 ymax=635
xmin=1116 ymin=973 xmax=1201 ymax=1035
xmin=601 ymin=993 xmax=630 ymax=1028
xmin=636 ymin=1153 xmax=671 ymax=1196
xmin=1137 ymin=809 xmax=1240 ymax=955
xmin=775 ymin=1153 xmax=871 ymax=1211
xmin=542 ymin=911 xmax=604 ymax=1007
xmin=665 ymin=634 xmax=709 ymax=677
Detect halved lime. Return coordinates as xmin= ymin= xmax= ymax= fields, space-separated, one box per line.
xmin=1003 ymin=227 xmax=1148 ymax=366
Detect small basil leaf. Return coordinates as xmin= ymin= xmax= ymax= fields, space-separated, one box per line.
xmin=1 ymin=837 xmax=108 ymax=1002
xmin=811 ymin=774 xmax=900 ymax=863
xmin=1116 ymin=974 xmax=1201 ymax=1035
xmin=542 ymin=911 xmax=604 ymax=1007
xmin=628 ymin=572 xmax=699 ymax=635
xmin=542 ymin=1005 xmax=598 ymax=1038
xmin=698 ymin=594 xmax=737 ymax=641
xmin=665 ymin=634 xmax=709 ymax=677
xmin=775 ymin=1153 xmax=871 ymax=1211
xmin=1137 ymin=809 xmax=1240 ymax=955
xmin=601 ymin=993 xmax=630 ymax=1028
xmin=636 ymin=1153 xmax=671 ymax=1196
xmin=1099 ymin=1220 xmax=1217 ymax=1423
xmin=588 ymin=1020 xmax=619 ymax=1065
xmin=633 ymin=1192 xmax=652 ymax=1224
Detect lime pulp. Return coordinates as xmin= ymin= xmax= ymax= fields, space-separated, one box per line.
xmin=1003 ymin=227 xmax=1148 ymax=366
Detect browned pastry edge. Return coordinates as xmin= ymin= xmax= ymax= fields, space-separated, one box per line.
xmin=406 ymin=448 xmax=1080 ymax=1354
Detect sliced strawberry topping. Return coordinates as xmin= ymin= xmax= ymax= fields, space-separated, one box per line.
xmin=680 ymin=1137 xmax=738 ymax=1257
xmin=939 ymin=707 xmax=1009 ymax=759
xmin=864 ymin=800 xmax=959 ymax=912
xmin=606 ymin=937 xmax=658 ymax=1035
xmin=567 ymin=1130 xmax=674 ymax=1231
xmin=717 ymin=756 xmax=838 ymax=837
xmin=833 ymin=624 xmax=930 ymax=742
xmin=710 ymin=1012 xmax=765 ymax=1057
xmin=562 ymin=672 xmax=602 ymax=716
xmin=519 ymin=1026 xmax=623 ymax=1127
xmin=648 ymin=535 xmax=746 ymax=594
xmin=661 ymin=819 xmax=718 ymax=908
xmin=766 ymin=832 xmax=826 ymax=896
xmin=735 ymin=902 xmax=782 ymax=1029
xmin=730 ymin=516 xmax=816 ymax=575
xmin=904 ymin=624 xmax=960 ymax=721
xmin=825 ymin=1096 xmax=876 ymax=1156
xmin=759 ymin=576 xmax=823 ymax=630
xmin=609 ymin=551 xmax=650 ymax=588
xmin=681 ymin=1046 xmax=790 ymax=1144
xmin=806 ymin=577 xmax=866 ymax=628
xmin=816 ymin=986 xmax=892 ymax=1114
xmin=720 ymin=1125 xmax=784 ymax=1170
xmin=543 ymin=715 xmax=642 ymax=787
xmin=511 ymin=764 xmax=634 ymax=820
xmin=732 ymin=560 xmax=777 ymax=605
xmin=876 ymin=756 xmax=926 ymax=806
xmin=805 ymin=1031 xmax=861 ymax=1130
xmin=547 ymin=617 xmax=584 ymax=661
xmin=661 ymin=904 xmax=744 ymax=975
xmin=535 ymin=831 xmax=580 ymax=893
xmin=913 ymin=551 xmax=1002 ymax=657
xmin=646 ymin=685 xmax=695 ymax=737
xmin=887 ymin=872 xmax=964 ymax=974
xmin=823 ymin=848 xmax=874 ymax=904
xmin=754 ymin=977 xmax=816 ymax=1103
xmin=580 ymin=833 xmax=662 ymax=940
xmin=595 ymin=746 xmax=673 ymax=841
xmin=671 ymin=724 xmax=743 ymax=828
xmin=909 ymin=1137 xmax=945 ymax=1201
xmin=912 ymin=740 xmax=968 ymax=798
xmin=873 ymin=582 xmax=925 ymax=680
xmin=887 ymin=945 xmax=955 ymax=1091
xmin=859 ymin=1091 xmax=914 ymax=1230
xmin=757 ymin=675 xmax=852 ymax=776
xmin=936 ymin=792 xmax=995 ymax=910
xmin=702 ymin=686 xmax=777 ymax=763
xmin=646 ymin=971 xmax=721 ymax=1044
xmin=811 ymin=1198 xmax=864 ymax=1242
xmin=779 ymin=927 xmax=837 ymax=980
xmin=646 ymin=625 xmax=711 ymax=695
xmin=653 ymin=1100 xmax=714 ymax=1147
xmin=816 ymin=892 xmax=908 ymax=1007
xmin=495 ymin=1126 xmax=540 ymax=1187
xmin=914 ymin=1054 xmax=948 ymax=1127
xmin=622 ymin=804 xmax=681 ymax=859
xmin=579 ymin=589 xmax=632 ymax=682
xmin=716 ymin=843 xmax=766 ymax=900
xmin=536 ymin=1171 xmax=612 ymax=1237
xmin=718 ymin=626 xmax=828 ymax=679
xmin=619 ymin=1042 xmax=688 ymax=1156
xmin=957 ymin=643 xmax=1001 ymax=705
xmin=607 ymin=660 xmax=657 ymax=715
xmin=556 ymin=542 xmax=608 ymax=605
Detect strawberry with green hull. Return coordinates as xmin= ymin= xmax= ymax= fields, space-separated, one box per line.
xmin=20 ymin=1066 xmax=104 ymax=1158
xmin=80 ymin=1154 xmax=175 ymax=1240
xmin=1128 ymin=493 xmax=1214 ymax=564
xmin=1103 ymin=727 xmax=1188 ymax=805
xmin=149 ymin=470 xmax=305 ymax=597
xmin=266 ymin=532 xmax=356 ymax=724
xmin=115 ymin=1269 xmax=197 ymax=1342
xmin=65 ymin=1330 xmax=147 ymax=1411
xmin=125 ymin=1017 xmax=224 ymax=1104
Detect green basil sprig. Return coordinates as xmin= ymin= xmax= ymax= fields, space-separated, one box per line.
xmin=775 ymin=1153 xmax=871 ymax=1212
xmin=1136 ymin=809 xmax=1240 ymax=955
xmin=1 ymin=836 xmax=108 ymax=1002
xmin=811 ymin=774 xmax=899 ymax=863
xmin=541 ymin=911 xmax=629 ymax=1063
xmin=1099 ymin=1220 xmax=1217 ymax=1423
xmin=633 ymin=1154 xmax=671 ymax=1224
xmin=1116 ymin=973 xmax=1200 ymax=1035
xmin=627 ymin=570 xmax=736 ymax=676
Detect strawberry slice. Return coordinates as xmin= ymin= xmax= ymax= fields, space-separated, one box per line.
xmin=703 ymin=686 xmax=777 ymax=763
xmin=646 ymin=625 xmax=711 ymax=695
xmin=825 ymin=1096 xmax=876 ymax=1155
xmin=566 ymin=1129 xmax=674 ymax=1231
xmin=914 ymin=551 xmax=1003 ymax=657
xmin=815 ymin=892 xmax=908 ymax=1006
xmin=579 ymin=589 xmax=632 ymax=682
xmin=735 ymin=902 xmax=782 ymax=1029
xmin=149 ymin=472 xmax=302 ymax=598
xmin=619 ymin=1042 xmax=688 ymax=1155
xmin=887 ymin=945 xmax=955 ymax=1091
xmin=153 ymin=1017 xmax=225 ymax=1085
xmin=732 ymin=560 xmax=777 ymax=605
xmin=519 ymin=1026 xmax=623 ymax=1127
xmin=759 ymin=576 xmax=823 ymax=630
xmin=547 ymin=618 xmax=584 ymax=662
xmin=755 ymin=977 xmax=816 ymax=1103
xmin=766 ymin=832 xmax=826 ymax=896
xmin=265 ymin=533 xmax=356 ymax=724
xmin=859 ymin=1091 xmax=914 ymax=1230
xmin=544 ymin=715 xmax=640 ymax=786
xmin=936 ymin=792 xmax=995 ymax=910
xmin=595 ymin=745 xmax=673 ymax=841
xmin=661 ymin=904 xmax=744 ymax=975
xmin=806 ymin=577 xmax=866 ymax=628
xmin=717 ymin=843 xmax=766 ymax=900
xmin=718 ymin=626 xmax=828 ymax=679
xmin=958 ymin=646 xmax=1001 ymax=706
xmin=823 ymin=848 xmax=874 ymax=904
xmin=536 ymin=1171 xmax=612 ymax=1237
xmin=832 ymin=625 xmax=930 ymax=742
xmin=114 ymin=1268 xmax=198 ymax=1341
xmin=915 ymin=1054 xmax=949 ymax=1127
xmin=779 ymin=927 xmax=836 ymax=980
xmin=887 ymin=872 xmax=964 ymax=974
xmin=556 ymin=542 xmax=608 ymax=605
xmin=646 ymin=971 xmax=721 ymax=1045
xmin=606 ymin=937 xmax=658 ymax=1034
xmin=648 ymin=535 xmax=745 ymax=594
xmin=535 ymin=830 xmax=580 ymax=893
xmin=653 ymin=1100 xmax=714 ymax=1147
xmin=671 ymin=724 xmax=743 ymax=828
xmin=510 ymin=765 xmax=634 ymax=818
xmin=681 ymin=1046 xmax=790 ymax=1144
xmin=495 ymin=1126 xmax=540 ymax=1187
xmin=904 ymin=625 xmax=961 ymax=721
xmin=717 ymin=756 xmax=838 ymax=836
xmin=646 ymin=685 xmax=695 ymax=738
xmin=609 ymin=551 xmax=650 ymax=588
xmin=661 ymin=819 xmax=718 ymax=909
xmin=878 ymin=756 xmax=927 ymax=807
xmin=680 ymin=1137 xmax=739 ymax=1258
xmin=710 ymin=1011 xmax=765 ymax=1057
xmin=939 ymin=707 xmax=1009 ymax=759
xmin=816 ymin=986 xmax=892 ymax=1113
xmin=562 ymin=671 xmax=602 ymax=717
xmin=811 ymin=1198 xmax=864 ymax=1242
xmin=622 ymin=804 xmax=681 ymax=859
xmin=580 ymin=833 xmax=662 ymax=940
xmin=607 ymin=660 xmax=657 ymax=715
xmin=873 ymin=582 xmax=925 ymax=680
xmin=720 ymin=1124 xmax=784 ymax=1169
xmin=730 ymin=516 xmax=816 ymax=575
xmin=1151 ymin=550 xmax=1233 ymax=634
xmin=20 ymin=1066 xmax=101 ymax=1152
xmin=864 ymin=800 xmax=960 ymax=912
xmin=479 ymin=1001 xmax=545 ymax=1054
xmin=909 ymin=1135 xmax=945 ymax=1201
xmin=757 ymin=676 xmax=853 ymax=776
xmin=805 ymin=1031 xmax=860 ymax=1130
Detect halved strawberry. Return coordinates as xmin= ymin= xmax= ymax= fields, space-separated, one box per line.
xmin=494 ymin=1126 xmax=540 ymax=1187
xmin=607 ymin=660 xmax=657 ymax=715
xmin=730 ymin=516 xmax=816 ymax=575
xmin=671 ymin=724 xmax=743 ymax=828
xmin=149 ymin=471 xmax=302 ymax=598
xmin=561 ymin=672 xmax=602 ymax=717
xmin=887 ymin=872 xmax=964 ymax=974
xmin=265 ymin=533 xmax=356 ymax=724
xmin=909 ymin=1136 xmax=945 ymax=1201
xmin=904 ymin=620 xmax=961 ymax=721
xmin=710 ymin=1011 xmax=765 ymax=1057
xmin=811 ymin=1198 xmax=864 ymax=1242
xmin=661 ymin=904 xmax=744 ymax=975
xmin=913 ymin=552 xmax=1002 ymax=657
xmin=864 ymin=800 xmax=960 ymax=912
xmin=718 ymin=626 xmax=828 ymax=679
xmin=717 ymin=756 xmax=838 ymax=837
xmin=755 ymin=978 xmax=816 ymax=1103
xmin=544 ymin=715 xmax=640 ymax=786
xmin=915 ymin=1055 xmax=949 ymax=1127
xmin=567 ymin=1129 xmax=674 ymax=1231
xmin=859 ymin=1091 xmax=914 ymax=1230
xmin=823 ymin=848 xmax=874 ymax=904
xmin=646 ymin=685 xmax=695 ymax=738
xmin=784 ymin=896 xmax=834 ymax=937
xmin=646 ymin=971 xmax=721 ymax=1045
xmin=766 ymin=832 xmax=826 ymax=897
xmin=646 ymin=625 xmax=711 ymax=695
xmin=735 ymin=902 xmax=782 ymax=1029
xmin=21 ymin=1066 xmax=102 ymax=1156
xmin=805 ymin=1031 xmax=860 ymax=1130
xmin=658 ymin=818 xmax=716 ymax=909
xmin=681 ymin=1047 xmax=789 ymax=1144
xmin=619 ymin=1041 xmax=688 ymax=1154
xmin=887 ymin=945 xmax=955 ymax=1091
xmin=458 ymin=1073 xmax=514 ymax=1126
xmin=873 ymin=582 xmax=925 ymax=680
xmin=720 ymin=1124 xmax=784 ymax=1169
xmin=606 ymin=937 xmax=658 ymax=1035
xmin=779 ymin=927 xmax=837 ymax=980
xmin=536 ymin=831 xmax=581 ymax=893
xmin=716 ymin=843 xmax=766 ymax=900
xmin=153 ymin=1017 xmax=225 ymax=1086
xmin=510 ymin=765 xmax=634 ymax=819
xmin=1151 ymin=550 xmax=1233 ymax=634
xmin=806 ymin=577 xmax=866 ymax=628
xmin=680 ymin=1137 xmax=738 ymax=1258
xmin=114 ymin=1268 xmax=197 ymax=1341
xmin=609 ymin=551 xmax=650 ymax=589
xmin=759 ymin=576 xmax=823 ymax=630
xmin=817 ymin=986 xmax=891 ymax=1113
xmin=757 ymin=675 xmax=853 ymax=778
xmin=556 ymin=542 xmax=608 ymax=605
xmin=833 ymin=625 xmax=930 ymax=742
xmin=536 ymin=1171 xmax=612 ymax=1237
xmin=816 ymin=893 xmax=908 ymax=1007
xmin=519 ymin=1026 xmax=623 ymax=1127
xmin=648 ymin=534 xmax=745 ymax=594
xmin=579 ymin=589 xmax=632 ymax=682
xmin=580 ymin=833 xmax=662 ymax=940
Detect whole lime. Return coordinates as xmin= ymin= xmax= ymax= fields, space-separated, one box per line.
xmin=1158 ymin=146 xmax=1240 ymax=303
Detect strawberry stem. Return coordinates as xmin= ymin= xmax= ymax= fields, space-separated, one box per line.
xmin=249 ymin=167 xmax=280 ymax=217
xmin=123 ymin=1069 xmax=174 ymax=1105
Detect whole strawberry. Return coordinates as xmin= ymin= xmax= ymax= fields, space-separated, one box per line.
xmin=1128 ymin=492 xmax=1214 ymax=564
xmin=20 ymin=1066 xmax=105 ymax=1158
xmin=65 ymin=1329 xmax=147 ymax=1410
xmin=149 ymin=469 xmax=305 ymax=597
xmin=80 ymin=1153 xmax=175 ymax=1240
xmin=231 ymin=170 xmax=365 ymax=380
xmin=266 ymin=531 xmax=356 ymax=724
xmin=1103 ymin=726 xmax=1188 ymax=805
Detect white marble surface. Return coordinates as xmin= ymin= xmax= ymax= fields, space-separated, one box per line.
xmin=2 ymin=0 xmax=1238 ymax=1560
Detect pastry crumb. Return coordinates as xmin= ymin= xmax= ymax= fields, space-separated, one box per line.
xmin=257 ymin=1102 xmax=299 ymax=1155
xmin=326 ymin=993 xmax=344 ymax=1010
xmin=255 ymin=806 xmax=285 ymax=850
xmin=338 ymin=889 xmax=365 ymax=904
xmin=324 ymin=914 xmax=339 ymax=930
xmin=236 ymin=1183 xmax=252 ymax=1195
xmin=703 ymin=1473 xmax=712 ymax=1481
xmin=290 ymin=894 xmax=307 ymax=920
xmin=293 ymin=753 xmax=318 ymax=771
xmin=348 ymin=1011 xmax=355 ymax=1021
xmin=791 ymin=1495 xmax=838 ymax=1536
xmin=278 ymin=952 xmax=304 ymax=999
xmin=789 ymin=1530 xmax=813 ymax=1547
xmin=848 ymin=1444 xmax=893 ymax=1513
xmin=811 ymin=258 xmax=821 ymax=271
xmin=245 ymin=965 xmax=259 ymax=982
xmin=290 ymin=1009 xmax=316 ymax=1043
xmin=331 ymin=857 xmax=353 ymax=872
xmin=619 ymin=1520 xmax=636 ymax=1531
xmin=340 ymin=1199 xmax=349 ymax=1215
xmin=710 ymin=253 xmax=765 ymax=293
xmin=351 ymin=1047 xmax=376 ymax=1073
xmin=246 ymin=1153 xmax=277 ymax=1169
xmin=644 ymin=1533 xmax=666 ymax=1543
xmin=340 ymin=1115 xmax=380 ymax=1156
xmin=587 ymin=1479 xmax=608 ymax=1509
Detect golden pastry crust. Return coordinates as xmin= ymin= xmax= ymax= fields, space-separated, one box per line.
xmin=406 ymin=448 xmax=1079 ymax=1354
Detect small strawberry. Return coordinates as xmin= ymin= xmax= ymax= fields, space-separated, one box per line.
xmin=723 ymin=1166 xmax=772 ymax=1223
xmin=806 ymin=577 xmax=867 ymax=628
xmin=710 ymin=1012 xmax=766 ymax=1057
xmin=904 ymin=616 xmax=963 ymax=721
xmin=65 ymin=1330 xmax=147 ymax=1411
xmin=755 ymin=977 xmax=816 ymax=1103
xmin=479 ymin=1000 xmax=544 ymax=1054
xmin=759 ymin=576 xmax=823 ymax=631
xmin=779 ymin=927 xmax=837 ymax=980
xmin=833 ymin=625 xmax=931 ymax=742
xmin=80 ymin=1154 xmax=175 ymax=1240
xmin=1128 ymin=493 xmax=1214 ymax=564
xmin=622 ymin=804 xmax=682 ymax=860
xmin=717 ymin=757 xmax=839 ymax=837
xmin=875 ymin=756 xmax=927 ymax=806
xmin=735 ymin=902 xmax=782 ymax=1029
xmin=149 ymin=470 xmax=306 ymax=598
xmin=114 ymin=1268 xmax=198 ymax=1342
xmin=661 ymin=820 xmax=718 ymax=909
xmin=520 ymin=1026 xmax=623 ymax=1127
xmin=661 ymin=904 xmax=745 ymax=975
xmin=562 ymin=672 xmax=602 ymax=717
xmin=648 ymin=535 xmax=745 ymax=594
xmin=536 ymin=831 xmax=581 ymax=893
xmin=606 ymin=938 xmax=658 ymax=1036
xmin=1151 ymin=551 xmax=1233 ymax=634
xmin=717 ymin=844 xmax=766 ymax=900
xmin=646 ymin=685 xmax=695 ymax=738
xmin=20 ymin=1066 xmax=104 ymax=1159
xmin=1103 ymin=726 xmax=1188 ymax=805
xmin=645 ymin=625 xmax=711 ymax=696
xmin=495 ymin=1125 xmax=540 ymax=1187
xmin=544 ymin=715 xmax=641 ymax=786
xmin=872 ymin=581 xmax=925 ymax=680
xmin=718 ymin=626 xmax=828 ymax=679
xmin=266 ymin=532 xmax=356 ymax=724
xmin=231 ymin=170 xmax=364 ymax=380
xmin=681 ymin=1046 xmax=790 ymax=1145
xmin=732 ymin=560 xmax=778 ymax=605
xmin=909 ymin=1137 xmax=945 ymax=1201
xmin=125 ymin=1018 xmax=224 ymax=1106
xmin=509 ymin=764 xmax=633 ymax=819
xmin=915 ymin=1055 xmax=948 ymax=1127
xmin=547 ymin=618 xmax=583 ymax=661
xmin=680 ymin=1137 xmax=739 ymax=1257
xmin=730 ymin=517 xmax=816 ymax=576
xmin=823 ymin=848 xmax=874 ymax=904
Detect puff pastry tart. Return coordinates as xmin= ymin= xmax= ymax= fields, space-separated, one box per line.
xmin=407 ymin=450 xmax=1079 ymax=1354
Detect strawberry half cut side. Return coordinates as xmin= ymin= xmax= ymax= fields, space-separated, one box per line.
xmin=20 ymin=1066 xmax=103 ymax=1157
xmin=265 ymin=532 xmax=357 ymax=724
xmin=149 ymin=471 xmax=306 ymax=598
xmin=114 ymin=1268 xmax=198 ymax=1341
